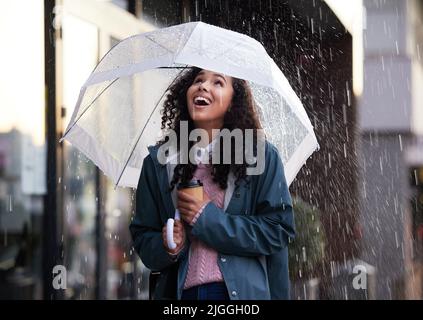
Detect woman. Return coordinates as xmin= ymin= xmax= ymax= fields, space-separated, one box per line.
xmin=129 ymin=67 xmax=295 ymax=300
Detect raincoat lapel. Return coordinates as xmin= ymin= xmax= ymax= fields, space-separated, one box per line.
xmin=147 ymin=145 xmax=175 ymax=219
xmin=223 ymin=172 xmax=236 ymax=211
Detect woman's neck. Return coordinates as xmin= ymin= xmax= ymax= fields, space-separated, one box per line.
xmin=194 ymin=121 xmax=222 ymax=146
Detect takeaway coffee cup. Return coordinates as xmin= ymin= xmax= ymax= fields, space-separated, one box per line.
xmin=167 ymin=180 xmax=203 ymax=250
xmin=177 ymin=180 xmax=204 ymax=201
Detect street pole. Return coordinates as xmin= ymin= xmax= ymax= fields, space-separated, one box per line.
xmin=43 ymin=0 xmax=61 ymax=300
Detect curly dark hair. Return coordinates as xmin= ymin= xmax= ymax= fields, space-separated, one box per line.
xmin=157 ymin=67 xmax=263 ymax=191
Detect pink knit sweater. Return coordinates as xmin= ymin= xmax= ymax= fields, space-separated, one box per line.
xmin=183 ymin=163 xmax=225 ymax=289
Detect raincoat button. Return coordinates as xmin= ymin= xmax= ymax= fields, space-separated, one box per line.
xmin=231 ymin=291 xmax=237 ymax=297
xmin=221 ymin=257 xmax=226 ymax=262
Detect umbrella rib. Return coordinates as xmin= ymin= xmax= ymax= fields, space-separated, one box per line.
xmin=114 ymin=65 xmax=190 ymax=188
xmin=62 ymin=78 xmax=119 ymax=139
xmin=144 ymin=35 xmax=174 ymax=55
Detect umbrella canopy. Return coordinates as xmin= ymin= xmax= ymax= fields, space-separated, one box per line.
xmin=61 ymin=21 xmax=319 ymax=188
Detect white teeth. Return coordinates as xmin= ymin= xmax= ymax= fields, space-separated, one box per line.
xmin=194 ymin=96 xmax=211 ymax=105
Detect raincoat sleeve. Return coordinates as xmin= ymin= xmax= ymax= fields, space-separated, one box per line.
xmin=129 ymin=155 xmax=182 ymax=271
xmin=191 ymin=142 xmax=295 ymax=257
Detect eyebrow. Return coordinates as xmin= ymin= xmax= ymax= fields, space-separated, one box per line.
xmin=197 ymin=71 xmax=227 ymax=84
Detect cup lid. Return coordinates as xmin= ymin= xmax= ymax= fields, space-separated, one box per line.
xmin=177 ymin=180 xmax=203 ymax=189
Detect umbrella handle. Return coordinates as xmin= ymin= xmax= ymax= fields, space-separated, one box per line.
xmin=166 ymin=210 xmax=181 ymax=250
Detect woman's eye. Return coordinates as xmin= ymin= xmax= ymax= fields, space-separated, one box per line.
xmin=215 ymin=81 xmax=223 ymax=86
xmin=194 ymin=79 xmax=202 ymax=84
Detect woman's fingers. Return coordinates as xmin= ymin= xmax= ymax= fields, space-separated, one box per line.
xmin=174 ymin=222 xmax=185 ymax=238
xmin=174 ymin=220 xmax=184 ymax=230
xmin=177 ymin=208 xmax=191 ymax=221
xmin=175 ymin=221 xmax=185 ymax=244
xmin=173 ymin=234 xmax=182 ymax=245
xmin=177 ymin=190 xmax=207 ymax=224
xmin=177 ymin=200 xmax=193 ymax=212
xmin=178 ymin=201 xmax=196 ymax=213
xmin=177 ymin=191 xmax=201 ymax=210
xmin=161 ymin=222 xmax=186 ymax=255
xmin=161 ymin=219 xmax=186 ymax=253
xmin=177 ymin=190 xmax=196 ymax=202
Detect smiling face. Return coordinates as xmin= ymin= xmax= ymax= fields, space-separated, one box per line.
xmin=186 ymin=69 xmax=234 ymax=128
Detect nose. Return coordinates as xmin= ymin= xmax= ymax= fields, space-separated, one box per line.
xmin=198 ymin=80 xmax=209 ymax=92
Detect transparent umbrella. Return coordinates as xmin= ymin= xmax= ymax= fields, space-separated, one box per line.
xmin=60 ymin=21 xmax=319 ymax=189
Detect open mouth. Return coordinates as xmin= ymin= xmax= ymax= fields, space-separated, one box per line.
xmin=193 ymin=96 xmax=212 ymax=107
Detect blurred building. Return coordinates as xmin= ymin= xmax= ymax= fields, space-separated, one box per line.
xmin=0 ymin=0 xmax=154 ymax=300
xmin=357 ymin=0 xmax=423 ymax=299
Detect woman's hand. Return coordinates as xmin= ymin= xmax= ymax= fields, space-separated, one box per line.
xmin=162 ymin=220 xmax=185 ymax=255
xmin=177 ymin=190 xmax=210 ymax=225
